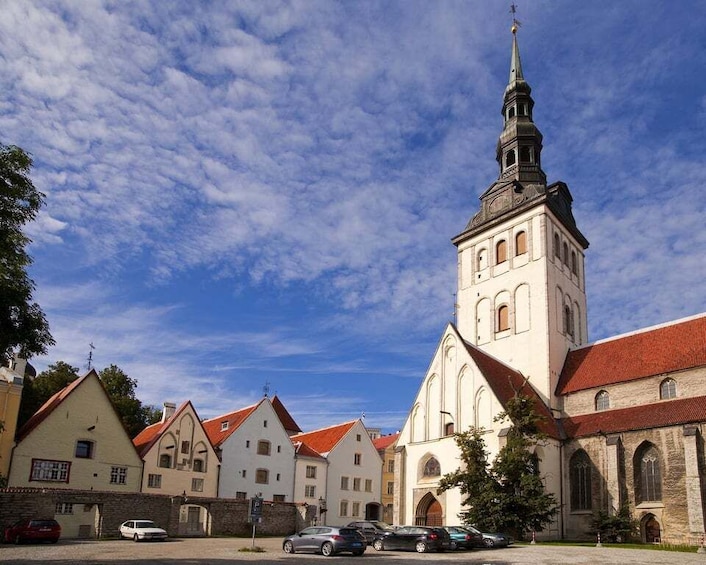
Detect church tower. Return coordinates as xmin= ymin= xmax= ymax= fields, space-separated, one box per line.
xmin=452 ymin=25 xmax=589 ymax=407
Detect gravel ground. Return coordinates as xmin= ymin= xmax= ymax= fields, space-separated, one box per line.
xmin=1 ymin=537 xmax=705 ymax=564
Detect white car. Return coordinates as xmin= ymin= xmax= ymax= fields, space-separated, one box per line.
xmin=119 ymin=520 xmax=168 ymax=542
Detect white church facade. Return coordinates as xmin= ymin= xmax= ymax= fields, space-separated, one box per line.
xmin=393 ymin=27 xmax=706 ymax=544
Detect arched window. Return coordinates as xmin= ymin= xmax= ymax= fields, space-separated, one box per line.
xmin=159 ymin=454 xmax=172 ymax=468
xmin=571 ymin=251 xmax=578 ymax=275
xmin=515 ymin=231 xmax=527 ymax=255
xmin=570 ymin=450 xmax=592 ymax=510
xmin=505 ymin=149 xmax=516 ymax=168
xmin=660 ymin=378 xmax=677 ymax=400
xmin=423 ymin=457 xmax=441 ymax=477
xmin=563 ymin=304 xmax=573 ymax=337
xmin=595 ymin=390 xmax=610 ymax=411
xmin=444 ymin=422 xmax=455 ymax=436
xmin=496 ymin=240 xmax=507 ymax=264
xmin=636 ymin=445 xmax=662 ymax=503
xmin=563 ymin=242 xmax=569 ymax=265
xmin=520 ymin=146 xmax=531 ymax=162
xmin=477 ymin=248 xmax=488 ymax=271
xmin=497 ymin=305 xmax=509 ymax=332
xmin=553 ymin=233 xmax=561 ymax=258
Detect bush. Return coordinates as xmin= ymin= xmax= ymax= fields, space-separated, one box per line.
xmin=589 ymin=504 xmax=639 ymax=542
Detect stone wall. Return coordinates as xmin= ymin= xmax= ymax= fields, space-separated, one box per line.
xmin=0 ymin=488 xmax=302 ymax=539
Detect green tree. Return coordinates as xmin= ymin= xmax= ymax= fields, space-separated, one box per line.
xmin=590 ymin=503 xmax=639 ymax=542
xmin=0 ymin=143 xmax=54 ymax=365
xmin=438 ymin=383 xmax=558 ymax=539
xmin=17 ymin=361 xmax=79 ymax=428
xmin=99 ymin=364 xmax=156 ymax=438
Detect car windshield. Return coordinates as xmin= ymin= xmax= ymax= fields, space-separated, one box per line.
xmin=135 ymin=521 xmax=157 ymax=529
xmin=370 ymin=521 xmax=394 ymax=530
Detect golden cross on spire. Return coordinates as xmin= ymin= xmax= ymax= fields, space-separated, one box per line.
xmin=510 ymin=3 xmax=522 ymax=34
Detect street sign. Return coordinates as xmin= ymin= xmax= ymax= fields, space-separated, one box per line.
xmin=250 ymin=496 xmax=263 ymax=519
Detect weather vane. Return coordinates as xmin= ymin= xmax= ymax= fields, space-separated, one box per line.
xmin=86 ymin=342 xmax=95 ymax=371
xmin=263 ymin=380 xmax=270 ymax=397
xmin=510 ymin=3 xmax=521 ymax=34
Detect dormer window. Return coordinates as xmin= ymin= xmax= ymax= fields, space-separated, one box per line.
xmin=221 ymin=421 xmax=229 ymax=431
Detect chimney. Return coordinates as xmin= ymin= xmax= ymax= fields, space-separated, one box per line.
xmin=162 ymin=402 xmax=177 ymax=422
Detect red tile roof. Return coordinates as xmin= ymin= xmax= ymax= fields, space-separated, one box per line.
xmin=202 ymin=400 xmax=261 ymax=448
xmin=457 ymin=331 xmax=562 ymax=440
xmin=294 ymin=441 xmax=326 ymax=460
xmin=271 ymin=395 xmax=302 ymax=434
xmin=15 ymin=371 xmax=87 ymax=442
xmin=291 ymin=421 xmax=357 ymax=455
xmin=562 ymin=395 xmax=706 ymax=438
xmin=557 ymin=314 xmax=706 ymax=395
xmin=132 ymin=400 xmax=204 ymax=457
xmin=373 ymin=432 xmax=400 ymax=451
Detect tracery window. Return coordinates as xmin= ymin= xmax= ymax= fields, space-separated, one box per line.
xmin=595 ymin=390 xmax=610 ymax=411
xmin=423 ymin=457 xmax=441 ymax=477
xmin=660 ymin=378 xmax=677 ymax=400
xmin=570 ymin=450 xmax=592 ymax=510
xmin=637 ymin=445 xmax=662 ymax=503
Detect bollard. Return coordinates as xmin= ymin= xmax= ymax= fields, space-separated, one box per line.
xmin=596 ymin=531 xmax=602 ymax=548
xmin=530 ymin=530 xmax=536 ymax=545
xmin=697 ymin=532 xmax=706 ymax=554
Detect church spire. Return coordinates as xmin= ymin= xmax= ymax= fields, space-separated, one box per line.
xmin=496 ymin=21 xmax=546 ymax=185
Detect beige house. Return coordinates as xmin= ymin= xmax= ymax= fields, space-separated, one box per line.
xmin=373 ymin=432 xmax=399 ymax=524
xmin=0 ymin=361 xmax=26 ymax=481
xmin=7 ymin=369 xmax=143 ymax=538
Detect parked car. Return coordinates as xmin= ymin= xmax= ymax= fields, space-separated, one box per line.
xmin=476 ymin=529 xmax=513 ymax=548
xmin=345 ymin=520 xmax=395 ymax=544
xmin=372 ymin=525 xmax=451 ymax=553
xmin=119 ymin=520 xmax=168 ymax=541
xmin=444 ymin=525 xmax=483 ymax=549
xmin=4 ymin=518 xmax=61 ymax=544
xmin=282 ymin=526 xmax=366 ymax=556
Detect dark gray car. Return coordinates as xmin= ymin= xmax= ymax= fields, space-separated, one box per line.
xmin=346 ymin=520 xmax=395 ymax=544
xmin=282 ymin=526 xmax=366 ymax=556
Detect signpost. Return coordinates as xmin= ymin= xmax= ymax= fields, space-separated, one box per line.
xmin=249 ymin=495 xmax=263 ymax=548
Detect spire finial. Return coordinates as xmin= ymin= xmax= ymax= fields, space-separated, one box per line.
xmin=510 ymin=4 xmax=521 ymax=34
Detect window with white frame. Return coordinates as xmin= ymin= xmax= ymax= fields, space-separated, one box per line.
xmin=354 ymin=453 xmax=361 ymax=465
xmin=305 ymin=485 xmax=316 ymax=498
xmin=387 ymin=481 xmax=394 ymax=495
xmin=387 ymin=459 xmax=394 ymax=473
xmin=365 ymin=479 xmax=372 ymax=492
xmin=110 ymin=466 xmax=127 ymax=485
xmin=55 ymin=502 xmax=73 ymax=514
xmin=340 ymin=500 xmax=348 ymax=517
xmin=352 ymin=502 xmax=360 ymax=517
xmin=306 ymin=465 xmax=317 ymax=479
xmin=341 ymin=476 xmax=349 ymax=490
xmin=192 ymin=478 xmax=204 ymax=492
xmin=147 ymin=474 xmax=162 ymax=488
xmin=30 ymin=459 xmax=70 ymax=482
xmin=353 ymin=477 xmax=361 ymax=491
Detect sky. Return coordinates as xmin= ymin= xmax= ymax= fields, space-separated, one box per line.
xmin=1 ymin=1 xmax=705 ymax=435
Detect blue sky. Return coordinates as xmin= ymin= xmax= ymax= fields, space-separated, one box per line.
xmin=2 ymin=1 xmax=704 ymax=434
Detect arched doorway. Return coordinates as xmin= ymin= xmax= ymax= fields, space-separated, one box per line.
xmin=415 ymin=493 xmax=443 ymax=526
xmin=642 ymin=514 xmax=661 ymax=543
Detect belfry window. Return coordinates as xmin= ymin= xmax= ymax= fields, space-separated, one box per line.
xmin=497 ymin=305 xmax=509 ymax=332
xmin=496 ymin=240 xmax=507 ymax=264
xmin=520 ymin=146 xmax=531 ymax=163
xmin=508 ymin=106 xmax=516 ymax=119
xmin=505 ymin=149 xmax=516 ymax=168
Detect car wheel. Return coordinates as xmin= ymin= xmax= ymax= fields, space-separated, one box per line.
xmin=321 ymin=541 xmax=334 ymax=556
xmin=483 ymin=538 xmax=495 ymax=548
xmin=450 ymin=541 xmax=458 ymax=550
xmin=415 ymin=541 xmax=427 ymax=553
xmin=133 ymin=533 xmax=140 ymax=542
xmin=283 ymin=540 xmax=295 ymax=554
xmin=372 ymin=539 xmax=384 ymax=551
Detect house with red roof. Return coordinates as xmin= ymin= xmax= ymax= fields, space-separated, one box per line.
xmin=373 ymin=432 xmax=399 ymax=524
xmin=291 ymin=419 xmax=382 ymax=527
xmin=7 ymin=369 xmax=143 ymax=538
xmin=132 ymin=399 xmax=219 ymax=533
xmin=393 ymin=25 xmax=706 ymax=545
xmin=202 ymin=395 xmax=297 ymax=502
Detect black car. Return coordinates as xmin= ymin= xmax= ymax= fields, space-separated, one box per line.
xmin=346 ymin=520 xmax=395 ymax=544
xmin=372 ymin=525 xmax=451 ymax=553
xmin=282 ymin=526 xmax=366 ymax=556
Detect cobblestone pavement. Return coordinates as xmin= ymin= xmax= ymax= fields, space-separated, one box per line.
xmin=1 ymin=537 xmax=705 ymax=564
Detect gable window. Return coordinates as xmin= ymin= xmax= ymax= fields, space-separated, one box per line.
xmin=423 ymin=457 xmax=441 ymax=477
xmin=305 ymin=485 xmax=316 ymax=498
xmin=241 ymin=469 xmax=247 ymax=478
xmin=193 ymin=459 xmax=204 ymax=473
xmin=354 ymin=453 xmax=362 ymax=465
xmin=257 ymin=440 xmax=271 ymax=456
xmin=496 ymin=240 xmax=507 ymax=264
xmin=306 ymin=465 xmax=317 ymax=479
xmin=570 ymin=450 xmax=592 ymax=511
xmin=497 ymin=305 xmax=509 ymax=332
xmin=660 ymin=378 xmax=677 ymax=400
xmin=191 ymin=478 xmax=204 ymax=492
xmin=255 ymin=469 xmax=269 ymax=484
xmin=159 ymin=454 xmax=172 ymax=468
xmin=246 ymin=440 xmax=250 ymax=448
xmin=147 ymin=474 xmax=162 ymax=488
xmin=263 ymin=420 xmax=268 ymax=428
xmin=31 ymin=459 xmax=70 ymax=482
xmin=595 ymin=390 xmax=610 ymax=411
xmin=75 ymin=440 xmax=94 ymax=459
xmin=110 ymin=466 xmax=127 ymax=485
xmin=356 ymin=434 xmax=361 ymax=441
xmin=515 ymin=231 xmax=527 ymax=255
xmin=636 ymin=445 xmax=662 ymax=503
xmin=181 ymin=441 xmax=190 ymax=454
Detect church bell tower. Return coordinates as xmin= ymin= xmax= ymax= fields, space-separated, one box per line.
xmin=452 ymin=24 xmax=589 ymax=406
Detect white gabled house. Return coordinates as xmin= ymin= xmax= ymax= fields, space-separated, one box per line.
xmin=291 ymin=420 xmax=382 ymax=527
xmin=203 ymin=396 xmax=296 ymax=502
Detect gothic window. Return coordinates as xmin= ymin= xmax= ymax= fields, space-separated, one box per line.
xmin=515 ymin=231 xmax=527 ymax=255
xmin=505 ymin=149 xmax=516 ymax=168
xmin=660 ymin=378 xmax=677 ymax=400
xmin=563 ymin=304 xmax=574 ymax=337
xmin=636 ymin=445 xmax=662 ymax=503
xmin=496 ymin=240 xmax=507 ymax=264
xmin=520 ymin=146 xmax=531 ymax=162
xmin=595 ymin=390 xmax=610 ymax=411
xmin=497 ymin=305 xmax=509 ymax=332
xmin=570 ymin=450 xmax=592 ymax=510
xmin=571 ymin=251 xmax=578 ymax=275
xmin=553 ymin=233 xmax=561 ymax=258
xmin=563 ymin=242 xmax=569 ymax=265
xmin=423 ymin=457 xmax=441 ymax=477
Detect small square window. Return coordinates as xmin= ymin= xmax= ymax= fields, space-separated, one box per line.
xmin=221 ymin=421 xmax=229 ymax=431
xmin=75 ymin=440 xmax=94 ymax=459
xmin=192 ymin=478 xmax=204 ymax=492
xmin=235 ymin=491 xmax=247 ymax=500
xmin=181 ymin=441 xmax=190 ymax=454
xmin=110 ymin=466 xmax=127 ymax=485
xmin=148 ymin=474 xmax=162 ymax=488
xmin=263 ymin=420 xmax=268 ymax=428
xmin=256 ymin=469 xmax=269 ymax=484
